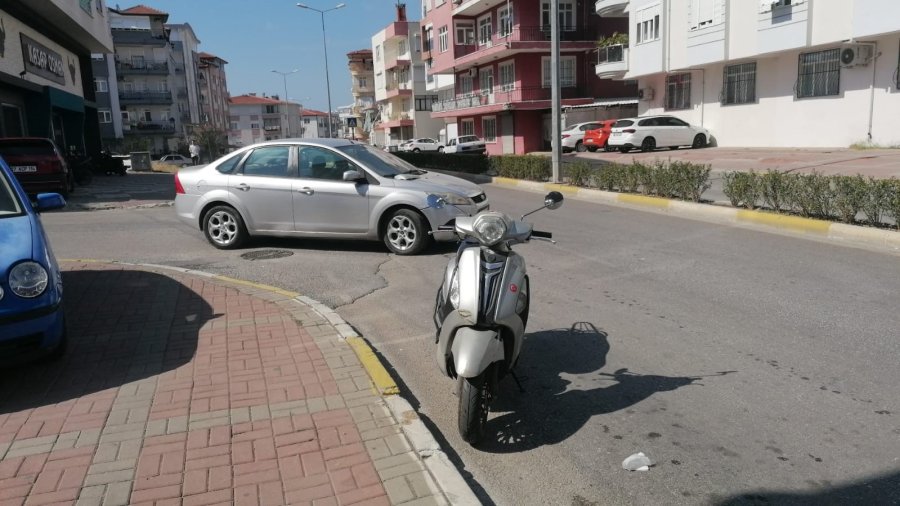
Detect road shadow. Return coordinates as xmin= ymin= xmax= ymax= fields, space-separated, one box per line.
xmin=0 ymin=269 xmax=216 ymax=413
xmin=479 ymin=322 xmax=734 ymax=453
xmin=717 ymin=470 xmax=900 ymax=505
xmin=244 ymin=235 xmax=461 ymax=256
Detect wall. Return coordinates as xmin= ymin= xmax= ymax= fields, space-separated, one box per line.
xmin=853 ymin=0 xmax=900 ymax=38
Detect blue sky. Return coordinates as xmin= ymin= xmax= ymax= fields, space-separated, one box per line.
xmin=135 ymin=0 xmax=413 ymax=111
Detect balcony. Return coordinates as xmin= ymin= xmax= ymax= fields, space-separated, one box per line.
xmin=452 ymin=0 xmax=508 ymax=17
xmin=384 ymin=21 xmax=409 ymax=40
xmin=352 ymin=84 xmax=375 ymax=95
xmin=263 ymin=125 xmax=281 ymax=132
xmin=431 ymin=86 xmax=593 ymax=116
xmin=118 ymin=91 xmax=173 ymax=105
xmin=595 ymin=44 xmax=629 ymax=79
xmin=385 ymin=55 xmax=411 ymax=70
xmin=595 ymin=0 xmax=629 ymax=17
xmin=384 ymin=82 xmax=413 ymax=99
xmin=440 ymin=26 xmax=599 ymax=73
xmin=115 ymin=60 xmax=169 ymax=75
xmin=123 ymin=121 xmax=176 ymax=135
xmin=379 ymin=110 xmax=413 ymax=129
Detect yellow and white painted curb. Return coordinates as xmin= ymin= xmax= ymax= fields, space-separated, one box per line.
xmin=489 ymin=178 xmax=900 ymax=253
xmin=60 ymin=259 xmax=479 ymax=505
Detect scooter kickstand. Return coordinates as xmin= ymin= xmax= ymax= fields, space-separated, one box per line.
xmin=511 ymin=371 xmax=526 ymax=393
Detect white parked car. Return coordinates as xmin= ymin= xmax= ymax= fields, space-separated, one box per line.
xmin=399 ymin=138 xmax=443 ymax=153
xmin=608 ymin=116 xmax=710 ymax=152
xmin=159 ymin=154 xmax=192 ymax=167
xmin=561 ymin=121 xmax=606 ymax=153
xmin=442 ymin=135 xmax=486 ymax=154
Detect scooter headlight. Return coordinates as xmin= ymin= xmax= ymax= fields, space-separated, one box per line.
xmin=448 ymin=271 xmax=460 ymax=308
xmin=473 ymin=215 xmax=507 ymax=246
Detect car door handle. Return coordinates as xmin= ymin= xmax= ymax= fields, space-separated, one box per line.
xmin=237 ymin=183 xmax=250 ymax=192
xmin=297 ymin=187 xmax=314 ymax=195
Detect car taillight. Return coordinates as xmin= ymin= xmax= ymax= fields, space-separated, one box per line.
xmin=562 ymin=134 xmax=570 ymax=139
xmin=174 ymin=172 xmax=185 ymax=194
xmin=623 ymin=129 xmax=636 ymax=133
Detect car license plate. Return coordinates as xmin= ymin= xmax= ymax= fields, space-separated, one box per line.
xmin=12 ymin=166 xmax=37 ymax=173
xmin=612 ymin=132 xmax=621 ymax=137
xmin=585 ymin=139 xmax=595 ymax=144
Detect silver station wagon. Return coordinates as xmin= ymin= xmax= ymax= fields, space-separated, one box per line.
xmin=174 ymin=139 xmax=489 ymax=255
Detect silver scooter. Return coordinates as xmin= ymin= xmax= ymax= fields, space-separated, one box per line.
xmin=429 ymin=191 xmax=563 ymax=445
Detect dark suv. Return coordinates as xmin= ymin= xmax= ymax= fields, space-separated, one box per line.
xmin=0 ymin=138 xmax=72 ymax=198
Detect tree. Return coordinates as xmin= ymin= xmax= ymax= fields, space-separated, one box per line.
xmin=191 ymin=124 xmax=228 ymax=162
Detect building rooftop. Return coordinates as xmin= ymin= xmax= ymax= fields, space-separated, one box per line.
xmin=118 ymin=4 xmax=169 ymax=16
xmin=230 ymin=95 xmax=282 ymax=105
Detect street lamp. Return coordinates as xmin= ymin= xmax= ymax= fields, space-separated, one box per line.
xmin=271 ymin=68 xmax=299 ymax=138
xmin=297 ymin=2 xmax=345 ymax=138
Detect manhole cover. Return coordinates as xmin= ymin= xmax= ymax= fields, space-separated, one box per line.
xmin=240 ymin=249 xmax=294 ymax=261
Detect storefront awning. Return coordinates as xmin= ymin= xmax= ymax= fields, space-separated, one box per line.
xmin=46 ymin=87 xmax=85 ymax=114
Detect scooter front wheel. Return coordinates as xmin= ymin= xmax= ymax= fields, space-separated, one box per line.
xmin=457 ymin=366 xmax=495 ymax=445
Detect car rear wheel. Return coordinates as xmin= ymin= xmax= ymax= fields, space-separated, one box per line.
xmin=413 ymin=148 xmax=421 ymax=153
xmin=692 ymin=134 xmax=707 ymax=149
xmin=383 ymin=209 xmax=430 ymax=255
xmin=203 ymin=205 xmax=248 ymax=250
xmin=575 ymin=140 xmax=586 ymax=152
xmin=641 ymin=137 xmax=656 ymax=152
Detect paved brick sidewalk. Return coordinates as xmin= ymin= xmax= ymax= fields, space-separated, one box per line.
xmin=0 ymin=263 xmax=452 ymax=506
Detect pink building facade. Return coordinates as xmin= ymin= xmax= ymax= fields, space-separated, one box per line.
xmin=421 ymin=0 xmax=635 ymax=154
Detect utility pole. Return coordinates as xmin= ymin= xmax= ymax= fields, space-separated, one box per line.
xmin=297 ymin=3 xmax=345 ymax=138
xmin=271 ymin=69 xmax=299 ymax=138
xmin=550 ymin=0 xmax=561 ymax=183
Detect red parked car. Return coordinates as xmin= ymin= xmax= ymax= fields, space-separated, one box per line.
xmin=0 ymin=138 xmax=72 ymax=198
xmin=582 ymin=119 xmax=617 ymax=152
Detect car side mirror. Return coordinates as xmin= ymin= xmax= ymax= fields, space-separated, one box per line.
xmin=35 ymin=193 xmax=66 ymax=212
xmin=343 ymin=170 xmax=366 ymax=182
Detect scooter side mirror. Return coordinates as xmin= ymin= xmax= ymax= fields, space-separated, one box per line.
xmin=544 ymin=191 xmax=564 ymax=210
xmin=426 ymin=194 xmax=446 ymax=209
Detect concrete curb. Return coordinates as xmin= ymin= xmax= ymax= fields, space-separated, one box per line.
xmin=488 ymin=177 xmax=900 ymax=253
xmin=59 ymin=259 xmax=479 ymax=505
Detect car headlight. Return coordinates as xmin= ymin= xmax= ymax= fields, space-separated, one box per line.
xmin=473 ymin=215 xmax=507 ymax=246
xmin=9 ymin=261 xmax=49 ymax=298
xmin=429 ymin=193 xmax=471 ymax=206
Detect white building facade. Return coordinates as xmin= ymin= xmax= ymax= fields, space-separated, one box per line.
xmin=595 ymin=0 xmax=900 ymax=147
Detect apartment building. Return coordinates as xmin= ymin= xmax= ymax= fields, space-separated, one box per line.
xmin=372 ymin=4 xmax=443 ymax=148
xmin=347 ymin=49 xmax=376 ymax=142
xmin=422 ymin=0 xmax=635 ymax=154
xmin=227 ymin=94 xmax=303 ymax=147
xmin=198 ymin=52 xmax=230 ymax=131
xmin=596 ymin=0 xmax=900 ymax=147
xmin=299 ymin=109 xmax=334 ymax=138
xmin=167 ymin=23 xmax=202 ymax=128
xmin=1 ymin=0 xmax=113 ymax=154
xmin=420 ymin=1 xmax=458 ymax=143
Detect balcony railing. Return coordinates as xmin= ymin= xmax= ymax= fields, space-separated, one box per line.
xmin=595 ymin=0 xmax=630 ymax=17
xmin=455 ymin=26 xmax=599 ymax=58
xmin=385 ymin=82 xmax=412 ymax=92
xmin=431 ymin=86 xmax=590 ymax=112
xmin=118 ymin=91 xmax=173 ymax=104
xmin=381 ymin=111 xmax=412 ymax=122
xmin=595 ymin=44 xmax=629 ymax=79
xmin=123 ymin=121 xmax=176 ymax=134
xmin=115 ymin=60 xmax=169 ymax=74
xmin=263 ymin=125 xmax=281 ymax=131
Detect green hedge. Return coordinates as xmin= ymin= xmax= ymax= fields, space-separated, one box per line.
xmin=722 ymin=170 xmax=900 ymax=228
xmin=561 ymin=159 xmax=712 ymax=202
xmin=392 ymin=152 xmax=490 ymax=174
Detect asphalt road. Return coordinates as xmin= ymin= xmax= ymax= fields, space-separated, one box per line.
xmin=43 ymin=184 xmax=900 ymax=505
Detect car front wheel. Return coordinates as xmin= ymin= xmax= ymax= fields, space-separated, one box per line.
xmin=692 ymin=134 xmax=707 ymax=149
xmin=203 ymin=205 xmax=248 ymax=249
xmin=383 ymin=209 xmax=430 ymax=255
xmin=438 ymin=146 xmax=444 ymax=153
xmin=575 ymin=141 xmax=586 ymax=152
xmin=641 ymin=137 xmax=656 ymax=152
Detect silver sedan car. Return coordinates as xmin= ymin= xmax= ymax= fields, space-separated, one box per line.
xmin=174 ymin=138 xmax=489 ymax=255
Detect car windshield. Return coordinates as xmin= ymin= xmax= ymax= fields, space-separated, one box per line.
xmin=0 ymin=168 xmax=24 ymax=218
xmin=613 ymin=120 xmax=635 ymax=128
xmin=0 ymin=141 xmax=55 ymax=157
xmin=458 ymin=136 xmax=478 ymax=143
xmin=336 ymin=144 xmax=423 ymax=178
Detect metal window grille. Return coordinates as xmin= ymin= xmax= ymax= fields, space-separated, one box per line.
xmin=722 ymin=62 xmax=756 ymax=105
xmin=797 ymin=49 xmax=840 ymax=98
xmin=665 ymin=73 xmax=692 ymax=110
xmin=482 ymin=117 xmax=497 ymax=142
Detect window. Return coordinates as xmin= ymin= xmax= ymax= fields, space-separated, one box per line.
xmin=250 ymin=122 xmax=260 ymax=129
xmin=375 ymin=45 xmax=381 ymax=61
xmin=459 ymin=75 xmax=474 ymax=96
xmin=94 ymin=79 xmax=108 ymax=92
xmin=439 ymin=26 xmax=449 ymax=52
xmin=97 ymin=109 xmax=112 ymax=123
xmin=460 ymin=119 xmax=475 ymax=136
xmin=230 ymin=121 xmax=239 ymax=130
xmin=298 ymin=146 xmax=358 ymax=180
xmin=3 ymin=105 xmax=27 ymax=137
xmin=358 ymin=77 xmax=368 ymax=88
xmin=797 ymin=49 xmax=840 ymax=98
xmin=140 ymin=109 xmax=152 ymax=121
xmin=722 ymin=62 xmax=756 ymax=105
xmin=482 ymin=117 xmax=497 ymax=143
xmin=499 ymin=61 xmax=515 ymax=91
xmin=690 ymin=0 xmax=724 ymax=30
xmin=424 ymin=26 xmax=434 ymax=51
xmin=216 ymin=152 xmax=244 ymax=174
xmin=456 ymin=22 xmax=475 ymax=45
xmin=498 ymin=3 xmax=513 ymax=37
xmin=636 ymin=6 xmax=660 ymax=44
xmin=665 ymin=73 xmax=692 ymax=110
xmin=399 ymin=39 xmax=408 ymax=56
xmin=479 ymin=67 xmax=494 ymax=94
xmin=415 ymin=95 xmax=437 ymax=111
xmin=541 ymin=1 xmax=575 ymax=31
xmin=265 ymin=105 xmax=277 ymax=114
xmin=478 ymin=15 xmax=493 ymax=45
xmin=91 ymin=53 xmax=104 ymax=61
xmin=242 ymin=146 xmax=291 ymax=178
xmin=542 ymin=56 xmax=575 ymax=87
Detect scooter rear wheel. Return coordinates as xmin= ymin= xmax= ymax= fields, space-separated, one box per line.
xmin=458 ymin=366 xmax=495 ymax=445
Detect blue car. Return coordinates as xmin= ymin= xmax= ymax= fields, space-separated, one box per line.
xmin=0 ymin=155 xmax=67 ymax=365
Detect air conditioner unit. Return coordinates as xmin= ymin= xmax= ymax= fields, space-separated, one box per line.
xmin=840 ymin=43 xmax=875 ymax=68
xmin=638 ymin=88 xmax=655 ymax=101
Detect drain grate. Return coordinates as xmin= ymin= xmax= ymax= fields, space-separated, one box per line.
xmin=240 ymin=249 xmax=294 ymax=261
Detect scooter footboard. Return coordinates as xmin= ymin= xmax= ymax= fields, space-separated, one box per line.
xmin=451 ymin=328 xmax=503 ymax=378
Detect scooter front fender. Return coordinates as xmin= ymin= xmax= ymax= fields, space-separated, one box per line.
xmin=451 ymin=328 xmax=503 ymax=378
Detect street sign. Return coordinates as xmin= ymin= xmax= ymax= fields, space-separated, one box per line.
xmin=347 ymin=118 xmax=358 ymax=128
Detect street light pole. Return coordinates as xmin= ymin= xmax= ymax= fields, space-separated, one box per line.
xmin=297 ymin=3 xmax=345 ymax=138
xmin=271 ymin=68 xmax=299 ymax=138
xmin=550 ymin=0 xmax=561 ymax=183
